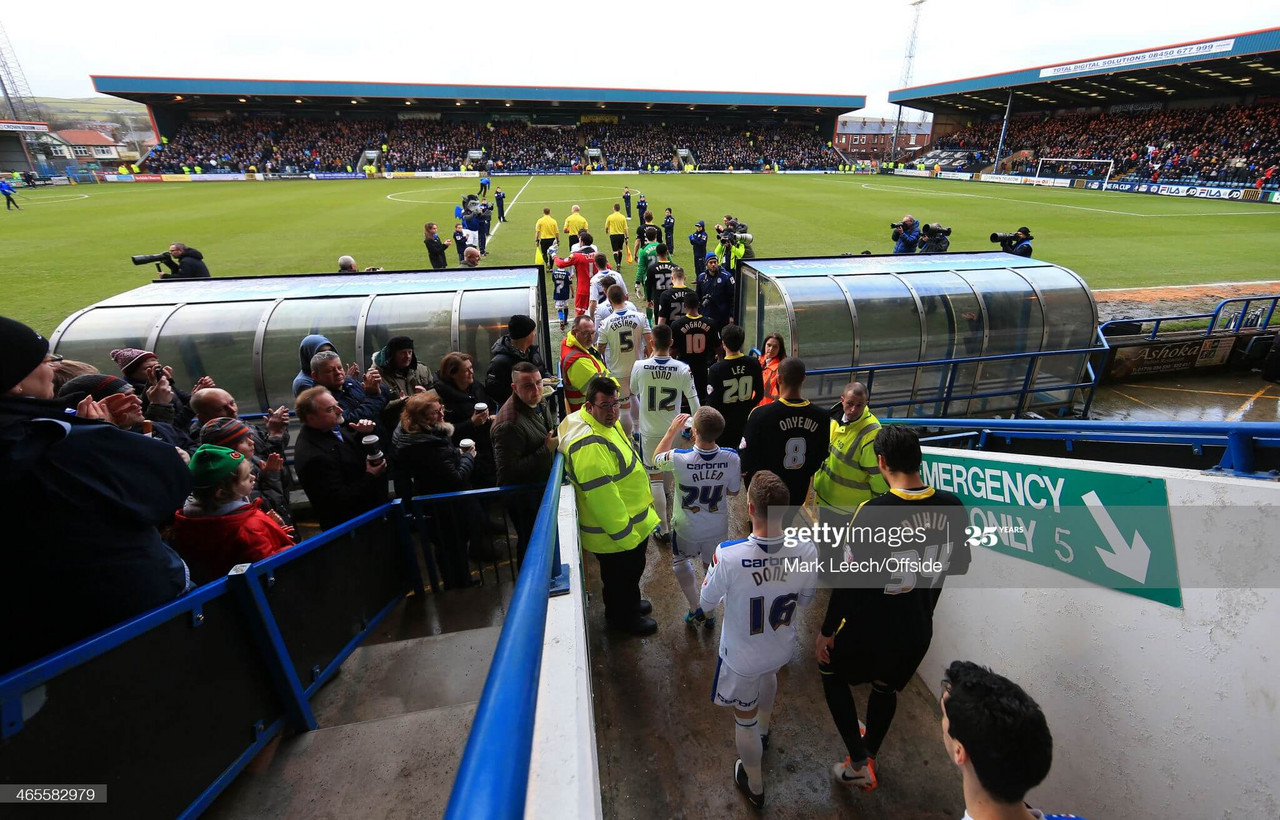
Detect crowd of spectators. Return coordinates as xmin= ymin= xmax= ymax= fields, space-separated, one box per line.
xmin=0 ymin=312 xmax=553 ymax=673
xmin=934 ymin=102 xmax=1280 ymax=188
xmin=145 ymin=115 xmax=843 ymax=174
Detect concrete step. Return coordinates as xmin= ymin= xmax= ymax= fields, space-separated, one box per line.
xmin=204 ymin=701 xmax=477 ymax=820
xmin=310 ymin=626 xmax=501 ymax=727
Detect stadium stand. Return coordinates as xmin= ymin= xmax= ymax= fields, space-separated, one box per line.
xmin=145 ymin=117 xmax=846 ymax=174
xmin=932 ymin=102 xmax=1280 ymax=188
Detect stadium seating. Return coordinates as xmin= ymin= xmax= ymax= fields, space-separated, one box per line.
xmin=933 ymin=101 xmax=1280 ymax=189
xmin=145 ymin=117 xmax=844 ymax=174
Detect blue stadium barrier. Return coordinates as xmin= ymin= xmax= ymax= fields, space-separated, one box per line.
xmin=0 ymin=473 xmax=557 ymax=818
xmin=902 ymin=417 xmax=1280 ymax=479
xmin=1099 ymin=295 xmax=1279 ymax=340
xmin=807 ymin=326 xmax=1109 ymax=420
xmin=444 ymin=453 xmax=568 ymax=820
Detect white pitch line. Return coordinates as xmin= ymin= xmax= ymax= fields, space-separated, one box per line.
xmin=1093 ymin=279 xmax=1280 ymax=293
xmin=483 ymin=175 xmax=533 ymax=246
xmin=1140 ymin=210 xmax=1280 ymax=217
xmin=854 ymin=181 xmax=1142 ymax=216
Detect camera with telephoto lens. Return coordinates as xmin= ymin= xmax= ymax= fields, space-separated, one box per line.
xmin=922 ymin=223 xmax=952 ymax=237
xmin=990 ymin=232 xmax=1019 ymax=243
xmin=719 ymin=218 xmax=754 ymax=256
xmin=132 ymin=252 xmax=170 ymax=266
xmin=361 ymin=435 xmax=385 ymax=467
xmin=890 ymin=221 xmax=905 ymax=229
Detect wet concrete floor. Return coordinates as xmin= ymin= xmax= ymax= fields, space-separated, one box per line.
xmin=1091 ymin=370 xmax=1280 ymax=423
xmin=584 ymin=493 xmax=965 ymax=820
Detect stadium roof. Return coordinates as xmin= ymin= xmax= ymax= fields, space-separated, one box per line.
xmin=888 ymin=27 xmax=1280 ymax=115
xmin=90 ymin=76 xmax=865 ymax=119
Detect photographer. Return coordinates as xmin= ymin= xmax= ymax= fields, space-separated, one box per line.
xmin=918 ymin=223 xmax=952 ymax=254
xmin=891 ymin=215 xmax=921 ymax=254
xmin=712 ymin=226 xmax=746 ymax=274
xmin=161 ymin=243 xmax=210 ymax=279
xmin=996 ymin=226 xmax=1034 ymax=258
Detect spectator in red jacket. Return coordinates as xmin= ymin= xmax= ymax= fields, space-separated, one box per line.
xmin=171 ymin=444 xmax=295 ymax=584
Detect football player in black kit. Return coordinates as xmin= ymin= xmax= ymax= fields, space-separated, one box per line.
xmin=707 ymin=325 xmax=763 ymax=449
xmin=656 ymin=266 xmax=696 ymax=326
xmin=670 ymin=292 xmax=717 ymax=408
xmin=740 ymin=357 xmax=829 ymax=509
xmin=816 ymin=425 xmax=970 ymax=791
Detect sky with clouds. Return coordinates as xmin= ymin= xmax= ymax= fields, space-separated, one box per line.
xmin=4 ymin=2 xmax=1276 ymax=118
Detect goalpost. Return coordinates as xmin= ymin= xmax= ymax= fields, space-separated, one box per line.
xmin=1035 ymin=157 xmax=1114 ymax=186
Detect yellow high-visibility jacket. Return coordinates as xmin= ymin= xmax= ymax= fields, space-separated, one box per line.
xmin=558 ymin=409 xmax=659 ymax=553
xmin=814 ymin=406 xmax=889 ymax=513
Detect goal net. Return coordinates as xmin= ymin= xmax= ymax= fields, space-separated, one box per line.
xmin=1035 ymin=157 xmax=1113 ymax=185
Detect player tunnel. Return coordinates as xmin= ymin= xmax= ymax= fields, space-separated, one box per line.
xmin=49 ymin=268 xmax=549 ymax=411
xmin=737 ymin=252 xmax=1100 ymax=418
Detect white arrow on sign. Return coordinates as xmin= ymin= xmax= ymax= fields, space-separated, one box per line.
xmin=1082 ymin=490 xmax=1151 ymax=584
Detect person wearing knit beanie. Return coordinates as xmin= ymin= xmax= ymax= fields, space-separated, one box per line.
xmin=109 ymin=347 xmax=158 ymax=378
xmin=0 ymin=316 xmax=53 ymax=398
xmin=173 ymin=445 xmax=294 ymax=584
xmin=199 ymin=417 xmax=253 ymax=450
xmin=189 ymin=444 xmax=249 ymax=490
xmin=508 ymin=314 xmax=537 ymax=341
xmin=57 ymin=374 xmax=131 ymax=404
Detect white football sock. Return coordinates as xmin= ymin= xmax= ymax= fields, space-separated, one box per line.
xmin=671 ymin=556 xmax=701 ymax=612
xmin=735 ymin=716 xmax=763 ymax=794
xmin=650 ymin=480 xmax=669 ymax=532
xmin=621 ymin=407 xmax=634 ymax=437
xmin=756 ymin=672 xmax=778 ymax=735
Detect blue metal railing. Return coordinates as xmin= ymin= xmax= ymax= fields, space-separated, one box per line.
xmin=808 ymin=327 xmax=1109 ymax=419
xmin=898 ymin=417 xmax=1280 ymax=478
xmin=444 ymin=454 xmax=568 ymax=820
xmin=0 ymin=474 xmax=563 ymax=818
xmin=1099 ymin=295 xmax=1279 ymax=341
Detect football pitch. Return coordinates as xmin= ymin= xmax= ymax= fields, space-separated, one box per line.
xmin=5 ymin=173 xmax=1280 ymax=336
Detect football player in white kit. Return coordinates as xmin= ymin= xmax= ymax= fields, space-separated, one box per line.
xmin=700 ymin=470 xmax=818 ymax=810
xmin=652 ymin=407 xmax=738 ymax=628
xmin=592 ymin=274 xmax=639 ymax=325
xmin=633 ymin=324 xmax=701 ymax=547
xmin=595 ymin=284 xmax=652 ymax=437
xmin=588 ymin=256 xmax=629 ymax=319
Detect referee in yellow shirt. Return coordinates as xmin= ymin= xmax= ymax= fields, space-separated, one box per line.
xmin=564 ymin=205 xmax=589 ymax=254
xmin=604 ymin=203 xmax=629 ymax=269
xmin=535 ymin=207 xmax=559 ymax=269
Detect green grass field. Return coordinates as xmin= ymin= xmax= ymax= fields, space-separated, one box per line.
xmin=5 ymin=173 xmax=1280 ymax=335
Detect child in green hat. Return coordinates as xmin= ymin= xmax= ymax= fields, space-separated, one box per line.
xmin=171 ymin=444 xmax=296 ymax=584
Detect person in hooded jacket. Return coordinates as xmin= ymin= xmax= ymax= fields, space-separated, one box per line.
xmin=0 ymin=316 xmax=191 ymax=674
xmin=435 ymin=352 xmax=496 ymax=488
xmin=160 ymin=243 xmax=210 ymax=279
xmin=371 ymin=336 xmax=435 ymax=433
xmin=293 ymin=334 xmax=336 ymax=396
xmin=484 ymin=314 xmax=550 ymax=408
xmin=393 ymin=391 xmax=480 ymax=589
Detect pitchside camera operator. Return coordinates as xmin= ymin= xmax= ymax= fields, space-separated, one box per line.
xmin=890 ymin=215 xmax=921 ymax=253
xmin=991 ymin=226 xmax=1034 ymax=258
xmin=918 ymin=223 xmax=952 ymax=254
xmin=131 ymin=242 xmax=211 ymax=279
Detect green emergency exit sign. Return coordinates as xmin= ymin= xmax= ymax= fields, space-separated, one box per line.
xmin=921 ymin=452 xmax=1182 ymax=608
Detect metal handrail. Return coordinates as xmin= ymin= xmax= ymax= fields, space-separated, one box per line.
xmin=890 ymin=417 xmax=1280 ymax=478
xmin=444 ymin=454 xmax=567 ymax=820
xmin=807 ymin=328 xmax=1109 ymax=418
xmin=1098 ymin=295 xmax=1280 ymax=341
